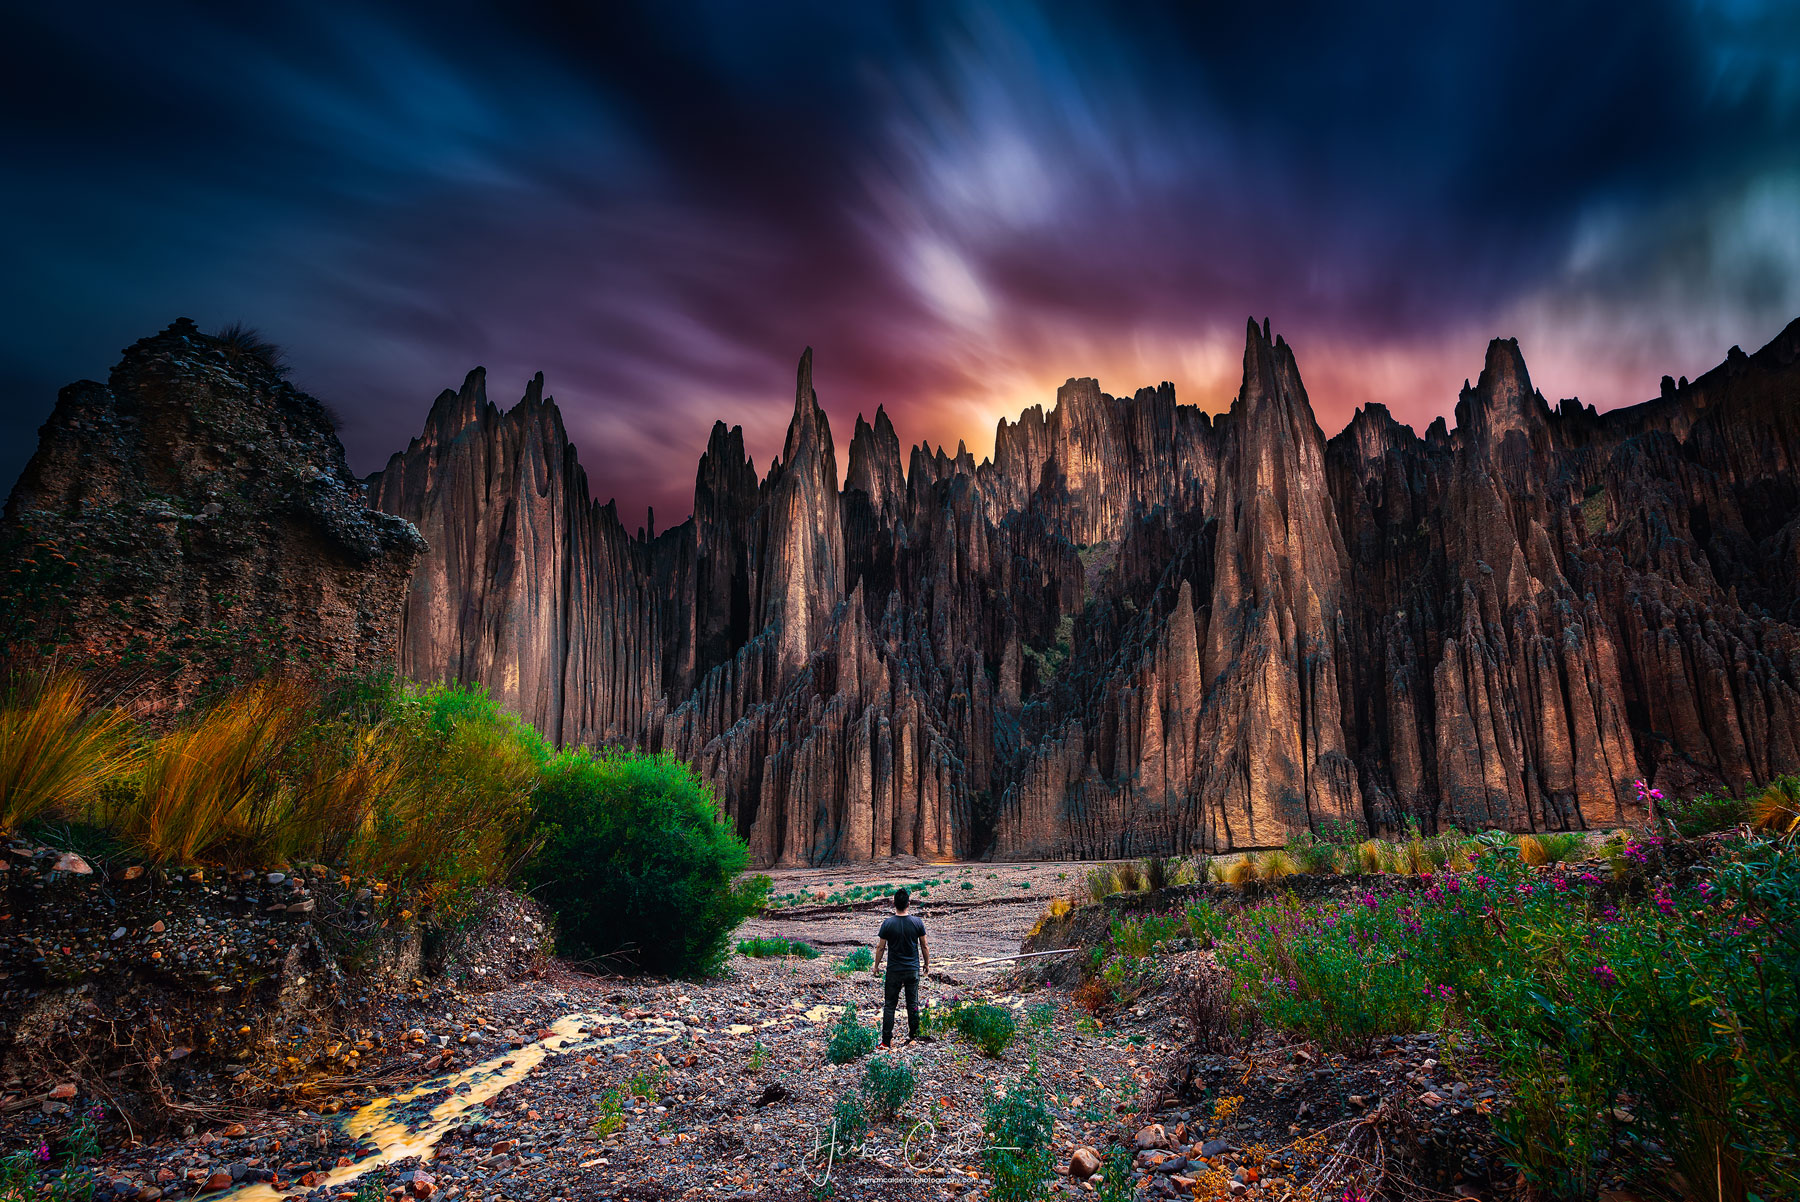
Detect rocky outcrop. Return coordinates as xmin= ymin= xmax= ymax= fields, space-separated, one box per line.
xmin=1 ymin=319 xmax=423 ymax=710
xmin=367 ymin=317 xmax=1800 ymax=862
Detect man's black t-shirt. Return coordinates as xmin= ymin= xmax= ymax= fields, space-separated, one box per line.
xmin=878 ymin=914 xmax=926 ymax=975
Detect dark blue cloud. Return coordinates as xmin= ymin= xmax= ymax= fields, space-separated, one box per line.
xmin=3 ymin=0 xmax=1796 ymax=523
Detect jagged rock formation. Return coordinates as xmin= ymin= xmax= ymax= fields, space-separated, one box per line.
xmin=369 ymin=317 xmax=1800 ymax=863
xmin=2 ymin=320 xmax=423 ymax=709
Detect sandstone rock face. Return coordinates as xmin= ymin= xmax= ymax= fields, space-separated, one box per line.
xmin=2 ymin=320 xmax=423 ymax=710
xmin=369 ymin=317 xmax=1800 ymax=862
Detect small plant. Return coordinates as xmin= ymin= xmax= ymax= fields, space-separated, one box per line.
xmin=955 ymin=1004 xmax=1018 ymax=1058
xmin=983 ymin=1071 xmax=1054 ymax=1202
xmin=0 ymin=1108 xmax=101 ymax=1201
xmin=627 ymin=1066 xmax=665 ymax=1099
xmin=1026 ymin=1001 xmax=1057 ymax=1029
xmin=747 ymin=1040 xmax=769 ymax=1074
xmin=819 ymin=1090 xmax=867 ymax=1161
xmin=737 ymin=937 xmax=819 ymax=959
xmin=859 ymin=1053 xmax=917 ymax=1118
xmin=591 ymin=1086 xmax=627 ymax=1135
xmin=961 ymin=880 xmax=975 ymax=890
xmin=827 ymin=1004 xmax=878 ymax=1064
xmin=1183 ymin=899 xmax=1226 ymax=945
xmin=1094 ymin=1147 xmax=1134 ymax=1202
xmin=836 ymin=946 xmax=874 ymax=974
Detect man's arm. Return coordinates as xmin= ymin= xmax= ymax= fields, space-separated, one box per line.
xmin=919 ymin=934 xmax=929 ymax=977
xmin=872 ymin=936 xmax=886 ymax=977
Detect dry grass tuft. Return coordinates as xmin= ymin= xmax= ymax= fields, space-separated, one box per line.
xmin=0 ymin=670 xmax=139 ymax=835
xmin=1751 ymin=777 xmax=1800 ymax=834
xmin=1356 ymin=840 xmax=1386 ymax=874
xmin=1257 ymin=849 xmax=1298 ymax=879
xmin=1222 ymin=857 xmax=1256 ymax=886
xmin=101 ymin=679 xmax=313 ymax=865
xmin=1114 ymin=861 xmax=1145 ymax=892
xmin=1085 ymin=866 xmax=1120 ymax=901
xmin=1516 ymin=833 xmax=1548 ymax=866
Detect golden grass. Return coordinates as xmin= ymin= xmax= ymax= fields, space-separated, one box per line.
xmin=1751 ymin=778 xmax=1800 ymax=835
xmin=1356 ymin=840 xmax=1386 ymax=874
xmin=1026 ymin=895 xmax=1072 ymax=939
xmin=1516 ymin=833 xmax=1548 ymax=866
xmin=1114 ymin=861 xmax=1145 ymax=892
xmin=1222 ymin=857 xmax=1256 ymax=885
xmin=0 ymin=670 xmax=138 ymax=835
xmin=1257 ymin=849 xmax=1298 ymax=879
xmin=1085 ymin=866 xmax=1119 ymax=901
xmin=103 ymin=679 xmax=313 ymax=865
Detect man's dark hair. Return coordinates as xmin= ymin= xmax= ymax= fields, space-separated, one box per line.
xmin=894 ymin=888 xmax=910 ymax=911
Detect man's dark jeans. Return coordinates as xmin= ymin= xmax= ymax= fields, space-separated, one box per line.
xmin=882 ymin=969 xmax=919 ymax=1045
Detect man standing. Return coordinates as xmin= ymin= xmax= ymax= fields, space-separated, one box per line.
xmin=871 ymin=887 xmax=929 ymax=1048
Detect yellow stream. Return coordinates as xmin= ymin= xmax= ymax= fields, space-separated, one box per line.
xmin=227 ymin=1014 xmax=677 ymax=1200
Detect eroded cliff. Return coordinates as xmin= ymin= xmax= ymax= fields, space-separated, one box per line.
xmin=368 ymin=317 xmax=1800 ymax=862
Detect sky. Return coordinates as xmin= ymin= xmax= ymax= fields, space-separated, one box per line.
xmin=4 ymin=1 xmax=1799 ymax=527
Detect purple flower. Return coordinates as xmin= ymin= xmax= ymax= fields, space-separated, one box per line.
xmin=35 ymin=1140 xmax=50 ymax=1163
xmin=1591 ymin=964 xmax=1617 ymax=986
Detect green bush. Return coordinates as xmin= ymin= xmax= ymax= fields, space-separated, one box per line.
xmin=821 ymin=1090 xmax=867 ymax=1160
xmin=527 ymin=751 xmax=768 ymax=977
xmin=1664 ymin=790 xmax=1750 ymax=836
xmin=736 ymin=937 xmax=818 ymax=959
xmin=827 ymin=1003 xmax=879 ymax=1064
xmin=837 ymin=946 xmax=874 ymax=973
xmin=954 ymin=1003 xmax=1018 ymax=1058
xmin=859 ymin=1053 xmax=916 ymax=1118
xmin=982 ymin=1072 xmax=1054 ymax=1202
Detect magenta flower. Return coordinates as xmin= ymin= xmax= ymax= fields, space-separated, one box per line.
xmin=1591 ymin=964 xmax=1617 ymax=986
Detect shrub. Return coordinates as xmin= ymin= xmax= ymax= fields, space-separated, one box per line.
xmin=983 ymin=1072 xmax=1054 ymax=1202
xmin=961 ymin=880 xmax=975 ymax=891
xmin=1283 ymin=832 xmax=1337 ymax=874
xmin=0 ymin=670 xmax=137 ymax=836
xmin=1665 ymin=790 xmax=1750 ymax=837
xmin=821 ymin=1090 xmax=867 ymax=1160
xmin=955 ymin=1004 xmax=1018 ymax=1057
xmin=859 ymin=1053 xmax=916 ymax=1118
xmin=838 ymin=946 xmax=874 ymax=973
xmin=343 ymin=683 xmax=543 ymax=895
xmin=1109 ymin=917 xmax=1155 ymax=958
xmin=1143 ymin=856 xmax=1170 ymax=891
xmin=737 ymin=937 xmax=818 ymax=959
xmin=1183 ymin=899 xmax=1226 ymax=945
xmin=1215 ymin=888 xmax=1445 ymax=1056
xmin=528 ymin=751 xmax=768 ymax=977
xmin=827 ymin=1004 xmax=878 ymax=1064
